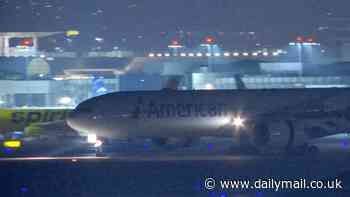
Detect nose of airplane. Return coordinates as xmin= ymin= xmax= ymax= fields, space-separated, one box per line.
xmin=67 ymin=107 xmax=94 ymax=134
xmin=66 ymin=108 xmax=81 ymax=130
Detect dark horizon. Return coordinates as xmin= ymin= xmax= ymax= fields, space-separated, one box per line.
xmin=1 ymin=0 xmax=349 ymax=46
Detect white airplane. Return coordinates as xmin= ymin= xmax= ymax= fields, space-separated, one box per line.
xmin=67 ymin=87 xmax=350 ymax=155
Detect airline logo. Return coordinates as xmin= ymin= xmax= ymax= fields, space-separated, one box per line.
xmin=11 ymin=110 xmax=70 ymax=124
xmin=132 ymin=97 xmax=228 ymax=119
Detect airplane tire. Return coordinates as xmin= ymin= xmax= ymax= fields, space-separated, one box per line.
xmin=95 ymin=147 xmax=106 ymax=157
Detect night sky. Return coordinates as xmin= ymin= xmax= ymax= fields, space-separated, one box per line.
xmin=0 ymin=0 xmax=349 ymax=47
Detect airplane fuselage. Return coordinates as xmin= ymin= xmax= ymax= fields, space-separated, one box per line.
xmin=67 ymin=88 xmax=350 ymax=146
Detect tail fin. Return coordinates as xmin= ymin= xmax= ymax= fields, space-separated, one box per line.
xmin=234 ymin=74 xmax=247 ymax=90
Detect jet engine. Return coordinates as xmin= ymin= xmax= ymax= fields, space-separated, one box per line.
xmin=248 ymin=120 xmax=305 ymax=152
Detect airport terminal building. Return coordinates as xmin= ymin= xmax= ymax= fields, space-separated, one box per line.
xmin=1 ymin=32 xmax=350 ymax=107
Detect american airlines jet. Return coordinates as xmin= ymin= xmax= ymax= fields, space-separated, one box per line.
xmin=67 ymin=87 xmax=350 ymax=154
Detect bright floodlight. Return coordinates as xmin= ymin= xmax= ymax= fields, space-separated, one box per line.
xmin=87 ymin=133 xmax=97 ymax=144
xmin=233 ymin=52 xmax=240 ymax=57
xmin=224 ymin=52 xmax=230 ymax=57
xmin=66 ymin=30 xmax=80 ymax=37
xmin=95 ymin=37 xmax=104 ymax=42
xmin=232 ymin=116 xmax=245 ymax=128
xmin=148 ymin=53 xmax=155 ymax=57
xmin=214 ymin=53 xmax=221 ymax=57
xmin=180 ymin=53 xmax=187 ymax=57
xmin=196 ymin=53 xmax=203 ymax=57
xmin=205 ymin=53 xmax=212 ymax=57
xmin=252 ymin=52 xmax=258 ymax=56
xmin=188 ymin=53 xmax=194 ymax=57
xmin=156 ymin=53 xmax=163 ymax=57
xmin=168 ymin=45 xmax=183 ymax=49
xmin=3 ymin=140 xmax=21 ymax=148
xmin=262 ymin=52 xmax=269 ymax=56
xmin=204 ymin=36 xmax=215 ymax=44
xmin=164 ymin=53 xmax=170 ymax=57
xmin=243 ymin=52 xmax=249 ymax=56
xmin=272 ymin=52 xmax=279 ymax=56
xmin=168 ymin=40 xmax=183 ymax=48
xmin=204 ymin=83 xmax=215 ymax=90
xmin=58 ymin=96 xmax=72 ymax=105
xmin=94 ymin=139 xmax=103 ymax=148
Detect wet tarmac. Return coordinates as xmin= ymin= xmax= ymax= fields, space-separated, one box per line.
xmin=1 ymin=153 xmax=350 ymax=197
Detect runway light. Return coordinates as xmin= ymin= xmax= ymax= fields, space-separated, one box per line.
xmin=262 ymin=52 xmax=269 ymax=56
xmin=223 ymin=52 xmax=230 ymax=57
xmin=233 ymin=52 xmax=240 ymax=57
xmin=3 ymin=147 xmax=14 ymax=154
xmin=220 ymin=193 xmax=228 ymax=197
xmin=180 ymin=53 xmax=187 ymax=57
xmin=205 ymin=53 xmax=212 ymax=57
xmin=252 ymin=52 xmax=258 ymax=56
xmin=196 ymin=53 xmax=203 ymax=57
xmin=272 ymin=52 xmax=279 ymax=56
xmin=243 ymin=52 xmax=249 ymax=56
xmin=214 ymin=53 xmax=221 ymax=57
xmin=20 ymin=187 xmax=29 ymax=193
xmin=207 ymin=143 xmax=214 ymax=150
xmin=188 ymin=53 xmax=194 ymax=57
xmin=156 ymin=53 xmax=163 ymax=57
xmin=232 ymin=116 xmax=245 ymax=128
xmin=87 ymin=133 xmax=97 ymax=144
xmin=164 ymin=53 xmax=170 ymax=57
xmin=148 ymin=53 xmax=155 ymax=57
xmin=143 ymin=142 xmax=150 ymax=150
xmin=95 ymin=37 xmax=104 ymax=42
xmin=3 ymin=140 xmax=22 ymax=148
xmin=256 ymin=191 xmax=264 ymax=197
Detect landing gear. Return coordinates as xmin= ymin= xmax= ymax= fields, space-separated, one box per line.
xmin=86 ymin=134 xmax=106 ymax=157
xmin=95 ymin=145 xmax=105 ymax=157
